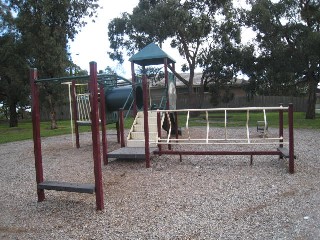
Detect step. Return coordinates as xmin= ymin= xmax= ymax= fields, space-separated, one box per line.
xmin=127 ymin=139 xmax=158 ymax=148
xmin=107 ymin=147 xmax=158 ymax=159
xmin=38 ymin=181 xmax=95 ymax=194
xmin=137 ymin=111 xmax=158 ymax=118
xmin=133 ymin=124 xmax=157 ymax=132
xmin=130 ymin=131 xmax=158 ymax=141
xmin=136 ymin=117 xmax=157 ymax=125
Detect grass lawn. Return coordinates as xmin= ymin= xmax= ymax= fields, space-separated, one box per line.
xmin=0 ymin=112 xmax=319 ymax=144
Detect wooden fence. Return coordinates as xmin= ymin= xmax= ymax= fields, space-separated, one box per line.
xmin=177 ymin=93 xmax=308 ymax=112
xmin=40 ymin=93 xmax=308 ymax=121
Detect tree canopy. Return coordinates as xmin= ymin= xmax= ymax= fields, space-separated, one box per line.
xmin=244 ymin=0 xmax=320 ymax=118
xmin=0 ymin=0 xmax=99 ymax=126
xmin=108 ymin=0 xmax=236 ymax=108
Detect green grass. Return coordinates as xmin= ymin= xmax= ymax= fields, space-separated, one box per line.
xmin=0 ymin=117 xmax=134 ymax=144
xmin=0 ymin=112 xmax=319 ymax=144
xmin=177 ymin=111 xmax=320 ymax=129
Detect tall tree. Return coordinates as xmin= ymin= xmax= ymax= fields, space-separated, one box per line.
xmin=197 ymin=0 xmax=249 ymax=107
xmin=108 ymin=0 xmax=233 ymax=108
xmin=1 ymin=0 xmax=99 ymax=127
xmin=244 ymin=0 xmax=320 ymax=119
xmin=0 ymin=33 xmax=29 ymax=126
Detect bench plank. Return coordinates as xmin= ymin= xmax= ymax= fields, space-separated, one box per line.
xmin=38 ymin=181 xmax=95 ymax=194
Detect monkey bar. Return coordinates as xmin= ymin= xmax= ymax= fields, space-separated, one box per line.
xmin=154 ymin=104 xmax=295 ymax=173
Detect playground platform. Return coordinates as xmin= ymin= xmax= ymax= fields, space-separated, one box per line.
xmin=108 ymin=147 xmax=157 ymax=160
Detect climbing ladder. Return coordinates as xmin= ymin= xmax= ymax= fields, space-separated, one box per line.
xmin=127 ymin=111 xmax=158 ymax=147
xmin=107 ymin=111 xmax=158 ymax=159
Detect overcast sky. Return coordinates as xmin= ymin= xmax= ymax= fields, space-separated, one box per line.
xmin=69 ymin=1 xmax=139 ymax=76
xmin=69 ymin=0 xmax=253 ymax=78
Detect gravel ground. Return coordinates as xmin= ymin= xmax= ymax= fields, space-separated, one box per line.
xmin=0 ymin=128 xmax=319 ymax=239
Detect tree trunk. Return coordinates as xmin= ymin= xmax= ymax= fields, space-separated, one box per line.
xmin=47 ymin=94 xmax=58 ymax=129
xmin=50 ymin=111 xmax=58 ymax=129
xmin=9 ymin=101 xmax=18 ymax=127
xmin=305 ymin=78 xmax=318 ymax=119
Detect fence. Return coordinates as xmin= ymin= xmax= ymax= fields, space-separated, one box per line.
xmin=177 ymin=93 xmax=308 ymax=112
xmin=40 ymin=93 xmax=308 ymax=121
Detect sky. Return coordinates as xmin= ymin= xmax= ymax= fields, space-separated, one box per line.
xmin=69 ymin=0 xmax=139 ymax=77
xmin=69 ymin=0 xmax=253 ymax=78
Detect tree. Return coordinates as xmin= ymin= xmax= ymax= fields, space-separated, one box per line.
xmin=108 ymin=0 xmax=234 ymax=109
xmin=1 ymin=0 xmax=99 ymax=127
xmin=197 ymin=0 xmax=250 ymax=107
xmin=0 ymin=33 xmax=29 ymax=126
xmin=244 ymin=0 xmax=320 ymax=119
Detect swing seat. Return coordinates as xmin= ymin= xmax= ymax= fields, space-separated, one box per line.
xmin=77 ymin=120 xmax=92 ymax=126
xmin=257 ymin=120 xmax=268 ymax=132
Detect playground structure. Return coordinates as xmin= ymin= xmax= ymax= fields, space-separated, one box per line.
xmin=62 ymin=73 xmax=143 ymax=148
xmin=30 ymin=62 xmax=119 ymax=211
xmin=153 ymin=106 xmax=294 ymax=173
xmin=30 ymin=43 xmax=295 ymax=212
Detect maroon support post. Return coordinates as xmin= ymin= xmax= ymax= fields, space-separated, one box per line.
xmin=175 ymin=112 xmax=179 ymax=140
xmin=157 ymin=111 xmax=162 ymax=154
xmin=288 ymin=103 xmax=294 ymax=173
xmin=119 ymin=108 xmax=125 ymax=148
xmin=99 ymin=84 xmax=108 ymax=165
xmin=30 ymin=68 xmax=45 ymax=202
xmin=142 ymin=69 xmax=150 ymax=168
xmin=116 ymin=121 xmax=120 ymax=144
xmin=89 ymin=62 xmax=104 ymax=210
xmin=164 ymin=58 xmax=169 ymax=110
xmin=279 ymin=103 xmax=283 ymax=149
xmin=131 ymin=62 xmax=137 ymax=117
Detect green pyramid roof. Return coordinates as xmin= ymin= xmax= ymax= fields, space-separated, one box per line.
xmin=129 ymin=43 xmax=176 ymax=66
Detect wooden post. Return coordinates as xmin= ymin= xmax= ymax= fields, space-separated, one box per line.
xmin=288 ymin=103 xmax=294 ymax=173
xmin=99 ymin=84 xmax=108 ymax=165
xmin=30 ymin=68 xmax=45 ymax=202
xmin=142 ymin=67 xmax=150 ymax=168
xmin=89 ymin=62 xmax=104 ymax=210
xmin=164 ymin=58 xmax=169 ymax=110
xmin=71 ymin=81 xmax=80 ymax=148
xmin=279 ymin=103 xmax=284 ymax=149
xmin=157 ymin=111 xmax=162 ymax=155
xmin=131 ymin=62 xmax=137 ymax=117
xmin=119 ymin=108 xmax=125 ymax=148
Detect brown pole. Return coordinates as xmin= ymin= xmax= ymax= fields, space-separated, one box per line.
xmin=89 ymin=62 xmax=104 ymax=210
xmin=131 ymin=62 xmax=137 ymax=117
xmin=288 ymin=103 xmax=294 ymax=173
xmin=142 ymin=67 xmax=150 ymax=168
xmin=279 ymin=103 xmax=283 ymax=149
xmin=157 ymin=111 xmax=162 ymax=154
xmin=119 ymin=108 xmax=125 ymax=148
xmin=99 ymin=84 xmax=108 ymax=165
xmin=164 ymin=58 xmax=169 ymax=110
xmin=30 ymin=68 xmax=45 ymax=202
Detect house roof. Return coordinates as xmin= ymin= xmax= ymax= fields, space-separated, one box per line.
xmin=129 ymin=43 xmax=176 ymax=66
xmin=151 ymin=72 xmax=248 ymax=88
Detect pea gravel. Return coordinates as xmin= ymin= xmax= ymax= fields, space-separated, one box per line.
xmin=0 ymin=128 xmax=319 ymax=239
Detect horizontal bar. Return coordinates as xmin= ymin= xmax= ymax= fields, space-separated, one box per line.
xmin=153 ymin=150 xmax=282 ymax=156
xmin=156 ymin=106 xmax=289 ymax=112
xmin=158 ymin=137 xmax=284 ymax=142
xmin=36 ymin=73 xmax=131 ymax=83
xmin=156 ymin=141 xmax=289 ymax=145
